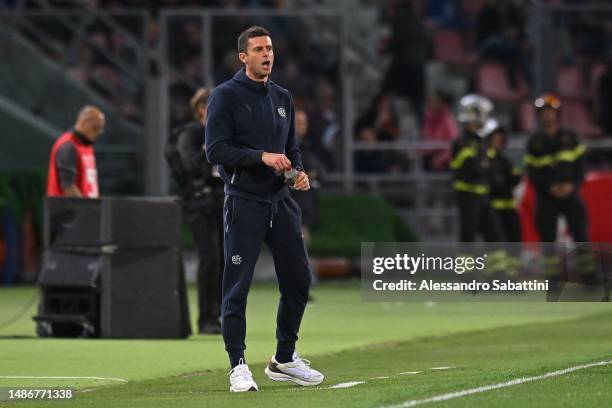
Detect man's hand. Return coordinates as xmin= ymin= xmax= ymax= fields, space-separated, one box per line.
xmin=558 ymin=182 xmax=575 ymax=198
xmin=550 ymin=183 xmax=563 ymax=198
xmin=550 ymin=183 xmax=574 ymax=198
xmin=63 ymin=184 xmax=83 ymax=198
xmin=262 ymin=152 xmax=291 ymax=171
xmin=292 ymin=171 xmax=310 ymax=191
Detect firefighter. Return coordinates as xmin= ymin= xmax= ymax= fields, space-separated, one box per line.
xmin=524 ymin=94 xmax=605 ymax=300
xmin=451 ymin=94 xmax=504 ymax=243
xmin=525 ymin=94 xmax=588 ymax=243
xmin=483 ymin=119 xmax=523 ymax=278
xmin=484 ymin=119 xmax=522 ymax=242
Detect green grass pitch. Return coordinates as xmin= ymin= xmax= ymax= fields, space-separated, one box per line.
xmin=1 ymin=282 xmax=611 ymax=407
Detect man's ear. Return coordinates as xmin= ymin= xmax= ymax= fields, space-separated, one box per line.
xmin=239 ymin=52 xmax=247 ymax=64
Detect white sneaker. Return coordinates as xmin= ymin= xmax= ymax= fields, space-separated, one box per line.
xmin=228 ymin=359 xmax=258 ymax=392
xmin=264 ymin=352 xmax=324 ymax=386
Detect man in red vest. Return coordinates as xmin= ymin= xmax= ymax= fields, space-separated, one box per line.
xmin=47 ymin=106 xmax=105 ymax=198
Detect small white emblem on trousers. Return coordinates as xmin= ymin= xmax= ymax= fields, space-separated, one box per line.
xmin=277 ymin=107 xmax=286 ymax=118
xmin=232 ymin=255 xmax=242 ymax=265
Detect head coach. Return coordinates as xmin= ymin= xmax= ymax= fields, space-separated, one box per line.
xmin=204 ymin=26 xmax=324 ymax=392
xmin=46 ymin=106 xmax=105 ymax=198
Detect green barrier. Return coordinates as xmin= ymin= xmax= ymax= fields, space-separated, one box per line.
xmin=0 ymin=171 xmax=46 ymax=284
xmin=179 ymin=193 xmax=419 ymax=257
xmin=0 ymin=180 xmax=419 ymax=261
xmin=309 ymin=193 xmax=418 ymax=257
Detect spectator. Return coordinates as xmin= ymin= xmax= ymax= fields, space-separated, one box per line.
xmin=355 ymin=93 xmax=400 ymax=142
xmin=354 ymin=127 xmax=388 ymax=174
xmin=421 ymin=90 xmax=459 ymax=171
xmin=308 ymin=80 xmax=339 ymax=170
xmin=381 ymin=0 xmax=432 ymax=120
xmin=476 ymin=0 xmax=531 ymax=89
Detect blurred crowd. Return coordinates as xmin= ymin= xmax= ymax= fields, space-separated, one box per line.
xmin=7 ymin=0 xmax=612 ymax=176
xmin=350 ymin=0 xmax=612 ymax=174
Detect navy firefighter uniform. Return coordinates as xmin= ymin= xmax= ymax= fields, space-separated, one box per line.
xmin=205 ymin=68 xmax=311 ymax=368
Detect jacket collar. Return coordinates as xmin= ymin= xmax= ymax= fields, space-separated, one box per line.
xmin=72 ymin=128 xmax=93 ymax=146
xmin=233 ymin=68 xmax=271 ymax=94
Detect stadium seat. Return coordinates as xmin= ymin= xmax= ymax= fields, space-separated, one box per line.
xmin=557 ymin=65 xmax=583 ymax=98
xmin=519 ymin=100 xmax=537 ymax=133
xmin=477 ymin=63 xmax=528 ymax=102
xmin=560 ymin=100 xmax=602 ymax=138
xmin=433 ymin=30 xmax=475 ymax=65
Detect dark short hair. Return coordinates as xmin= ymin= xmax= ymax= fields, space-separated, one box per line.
xmin=237 ymin=26 xmax=271 ymax=53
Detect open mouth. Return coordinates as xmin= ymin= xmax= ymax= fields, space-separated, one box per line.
xmin=262 ymin=61 xmax=271 ymax=68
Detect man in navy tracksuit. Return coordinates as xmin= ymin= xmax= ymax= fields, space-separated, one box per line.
xmin=205 ymin=26 xmax=324 ymax=392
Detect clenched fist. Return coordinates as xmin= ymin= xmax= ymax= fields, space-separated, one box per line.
xmin=292 ymin=171 xmax=310 ymax=191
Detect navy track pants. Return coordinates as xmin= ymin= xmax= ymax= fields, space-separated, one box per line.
xmin=221 ymin=195 xmax=311 ymax=366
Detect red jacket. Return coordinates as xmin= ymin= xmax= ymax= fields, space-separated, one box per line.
xmin=46 ymin=131 xmax=99 ymax=198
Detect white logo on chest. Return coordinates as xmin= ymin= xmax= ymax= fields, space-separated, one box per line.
xmin=232 ymin=255 xmax=242 ymax=265
xmin=277 ymin=107 xmax=286 ymax=118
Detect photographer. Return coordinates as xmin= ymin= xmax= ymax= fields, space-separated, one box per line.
xmin=166 ymin=88 xmax=224 ymax=334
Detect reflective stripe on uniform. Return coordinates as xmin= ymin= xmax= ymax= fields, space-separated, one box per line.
xmin=491 ymin=198 xmax=516 ymax=210
xmin=453 ymin=180 xmax=490 ymax=195
xmin=523 ymin=154 xmax=555 ymax=168
xmin=555 ymin=144 xmax=586 ymax=162
xmin=485 ymin=249 xmax=510 ymax=275
xmin=450 ymin=147 xmax=477 ymax=169
xmin=524 ymin=144 xmax=586 ymax=168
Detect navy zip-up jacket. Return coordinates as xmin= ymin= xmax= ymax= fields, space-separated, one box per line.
xmin=205 ymin=68 xmax=302 ymax=203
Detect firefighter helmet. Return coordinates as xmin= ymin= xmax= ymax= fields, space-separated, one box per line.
xmin=458 ymin=94 xmax=494 ymax=127
xmin=482 ymin=118 xmax=502 ymax=138
xmin=534 ymin=93 xmax=562 ymax=110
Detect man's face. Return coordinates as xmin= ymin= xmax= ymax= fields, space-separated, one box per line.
xmin=240 ymin=36 xmax=274 ymax=79
xmin=359 ymin=128 xmax=377 ymax=142
xmin=465 ymin=121 xmax=480 ymax=134
xmin=540 ymin=107 xmax=558 ymax=128
xmin=489 ymin=132 xmax=505 ymax=151
xmin=87 ymin=115 xmax=106 ymax=143
xmin=198 ymin=104 xmax=208 ymax=124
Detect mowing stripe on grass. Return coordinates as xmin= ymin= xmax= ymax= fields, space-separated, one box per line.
xmin=383 ymin=360 xmax=612 ymax=408
xmin=0 ymin=376 xmax=128 ymax=383
xmin=400 ymin=371 xmax=422 ymax=375
xmin=429 ymin=367 xmax=453 ymax=371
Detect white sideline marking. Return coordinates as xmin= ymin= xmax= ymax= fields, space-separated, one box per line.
xmin=429 ymin=367 xmax=453 ymax=371
xmin=0 ymin=376 xmax=128 ymax=383
xmin=400 ymin=371 xmax=422 ymax=375
xmin=382 ymin=360 xmax=612 ymax=408
xmin=369 ymin=376 xmax=390 ymax=380
xmin=329 ymin=381 xmax=365 ymax=389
